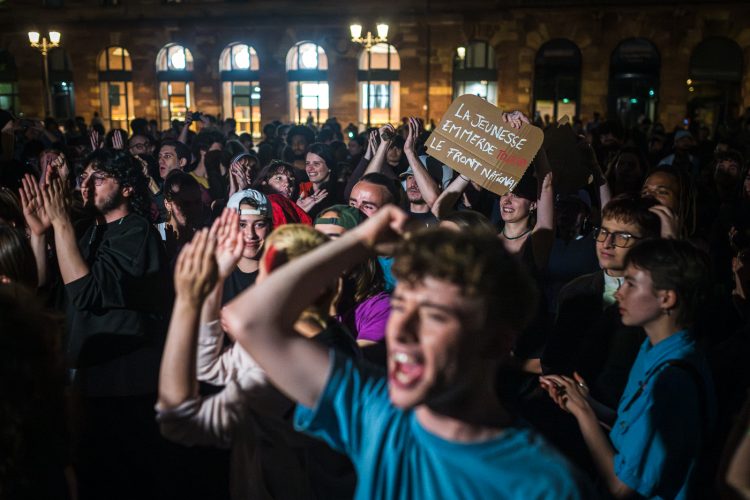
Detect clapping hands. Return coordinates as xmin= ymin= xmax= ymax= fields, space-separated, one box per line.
xmin=539 ymin=372 xmax=592 ymax=419
xmin=174 ymin=228 xmax=219 ymax=305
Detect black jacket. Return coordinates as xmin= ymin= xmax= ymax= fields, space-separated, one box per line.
xmin=542 ymin=270 xmax=645 ymax=408
xmin=65 ymin=213 xmax=172 ymax=396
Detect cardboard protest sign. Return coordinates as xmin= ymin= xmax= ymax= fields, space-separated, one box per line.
xmin=425 ymin=95 xmax=544 ymax=196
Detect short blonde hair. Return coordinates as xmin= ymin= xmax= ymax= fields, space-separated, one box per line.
xmin=264 ymin=224 xmax=329 ymax=271
xmin=263 ymin=224 xmax=333 ymax=324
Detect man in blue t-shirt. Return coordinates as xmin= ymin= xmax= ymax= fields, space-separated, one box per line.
xmin=224 ymin=206 xmax=593 ymax=499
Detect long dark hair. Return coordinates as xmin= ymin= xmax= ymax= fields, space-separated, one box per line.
xmin=253 ymin=160 xmax=299 ymax=198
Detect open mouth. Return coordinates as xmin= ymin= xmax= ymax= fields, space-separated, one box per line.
xmin=389 ymin=351 xmax=425 ymax=388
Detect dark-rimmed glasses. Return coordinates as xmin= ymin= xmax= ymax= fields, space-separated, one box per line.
xmin=77 ymin=172 xmax=113 ymax=187
xmin=593 ymin=227 xmax=641 ymax=248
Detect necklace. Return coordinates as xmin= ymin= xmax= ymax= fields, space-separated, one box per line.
xmin=502 ymin=227 xmax=531 ymax=240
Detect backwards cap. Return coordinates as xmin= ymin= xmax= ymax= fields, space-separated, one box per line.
xmin=226 ymin=189 xmax=272 ymax=217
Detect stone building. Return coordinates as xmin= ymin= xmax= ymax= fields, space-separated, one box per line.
xmin=0 ymin=0 xmax=748 ymax=136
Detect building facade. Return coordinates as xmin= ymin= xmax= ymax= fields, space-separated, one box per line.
xmin=0 ymin=0 xmax=749 ymax=135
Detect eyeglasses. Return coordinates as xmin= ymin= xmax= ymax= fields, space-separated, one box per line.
xmin=593 ymin=227 xmax=641 ymax=248
xmin=77 ymin=173 xmax=113 ymax=187
xmin=129 ymin=142 xmax=148 ymax=151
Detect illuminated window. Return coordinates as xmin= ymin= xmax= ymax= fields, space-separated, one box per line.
xmin=688 ymin=37 xmax=743 ymax=135
xmin=48 ymin=48 xmax=75 ymax=119
xmin=533 ymin=39 xmax=581 ymax=122
xmin=98 ymin=46 xmax=135 ymax=131
xmin=358 ymin=43 xmax=400 ymax=127
xmin=220 ymin=42 xmax=261 ymax=138
xmin=608 ymin=38 xmax=660 ymax=129
xmin=286 ymin=41 xmax=328 ymax=125
xmin=453 ymin=40 xmax=497 ymax=105
xmin=156 ymin=43 xmax=194 ymax=131
xmin=0 ymin=49 xmax=19 ymax=114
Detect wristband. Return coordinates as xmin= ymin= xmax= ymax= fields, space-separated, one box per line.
xmin=459 ymin=174 xmax=470 ymax=181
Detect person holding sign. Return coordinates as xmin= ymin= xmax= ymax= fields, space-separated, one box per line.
xmin=222 ymin=206 xmax=593 ymax=499
xmin=401 ymin=117 xmax=440 ymax=227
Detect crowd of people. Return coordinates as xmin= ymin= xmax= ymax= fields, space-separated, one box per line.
xmin=1 ymin=104 xmax=750 ymax=499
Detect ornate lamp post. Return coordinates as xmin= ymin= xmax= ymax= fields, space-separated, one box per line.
xmin=28 ymin=30 xmax=61 ymax=117
xmin=350 ymin=22 xmax=389 ymax=128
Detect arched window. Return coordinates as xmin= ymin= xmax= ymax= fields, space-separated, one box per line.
xmin=608 ymin=38 xmax=660 ymax=128
xmin=156 ymin=43 xmax=194 ymax=131
xmin=48 ymin=48 xmax=75 ymax=120
xmin=220 ymin=42 xmax=261 ymax=138
xmin=98 ymin=46 xmax=135 ymax=131
xmin=533 ymin=39 xmax=582 ymax=122
xmin=453 ymin=40 xmax=497 ymax=104
xmin=286 ymin=41 xmax=328 ymax=125
xmin=688 ymin=37 xmax=743 ymax=135
xmin=358 ymin=43 xmax=400 ymax=127
xmin=0 ymin=50 xmax=19 ymax=114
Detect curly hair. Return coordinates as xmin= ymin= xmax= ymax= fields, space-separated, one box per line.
xmin=392 ymin=228 xmax=538 ymax=335
xmin=85 ymin=149 xmax=154 ymax=221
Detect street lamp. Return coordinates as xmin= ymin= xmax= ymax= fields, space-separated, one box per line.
xmin=350 ymin=22 xmax=389 ymax=128
xmin=28 ymin=30 xmax=61 ymax=118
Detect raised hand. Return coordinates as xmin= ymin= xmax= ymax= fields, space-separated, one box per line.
xmin=133 ymin=154 xmax=150 ymax=178
xmin=364 ymin=130 xmax=379 ymax=160
xmin=45 ymin=154 xmax=70 ymax=187
xmin=89 ymin=129 xmax=101 ymax=151
xmin=41 ymin=178 xmax=70 ymax=227
xmin=19 ymin=173 xmax=51 ymax=235
xmin=378 ymin=123 xmax=396 ymax=142
xmin=209 ymin=208 xmax=244 ymax=281
xmin=228 ymin=159 xmax=252 ymax=196
xmin=404 ymin=117 xmax=421 ymax=155
xmin=112 ymin=129 xmax=125 ymax=150
xmin=296 ymin=189 xmax=328 ymax=213
xmin=350 ymin=204 xmax=408 ymax=253
xmin=649 ymin=205 xmax=680 ymax=239
xmin=174 ymin=228 xmax=218 ymax=305
xmin=502 ymin=110 xmax=530 ymax=129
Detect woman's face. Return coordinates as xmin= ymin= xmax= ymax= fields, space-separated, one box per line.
xmin=305 ymin=153 xmax=330 ymax=184
xmin=641 ymin=172 xmax=680 ymax=211
xmin=266 ymin=171 xmax=294 ymax=198
xmin=499 ymin=193 xmax=533 ymax=223
xmin=614 ymin=264 xmax=664 ymax=328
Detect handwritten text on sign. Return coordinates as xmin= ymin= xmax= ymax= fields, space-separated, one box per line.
xmin=426 ymin=95 xmax=543 ymax=196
